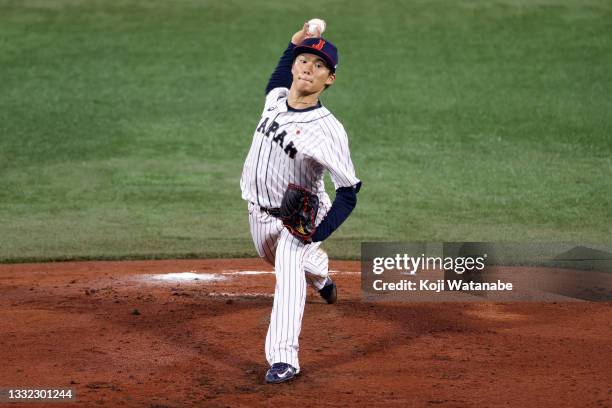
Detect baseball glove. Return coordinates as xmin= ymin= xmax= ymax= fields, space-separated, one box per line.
xmin=279 ymin=184 xmax=319 ymax=244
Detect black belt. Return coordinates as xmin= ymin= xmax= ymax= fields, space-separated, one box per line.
xmin=252 ymin=202 xmax=281 ymax=217
xmin=261 ymin=206 xmax=281 ymax=217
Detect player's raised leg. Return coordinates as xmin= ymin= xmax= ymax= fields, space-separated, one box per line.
xmin=304 ymin=246 xmax=329 ymax=290
xmin=250 ymin=204 xmax=332 ymax=297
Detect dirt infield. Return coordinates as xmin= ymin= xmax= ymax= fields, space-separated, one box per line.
xmin=1 ymin=259 xmax=610 ymax=407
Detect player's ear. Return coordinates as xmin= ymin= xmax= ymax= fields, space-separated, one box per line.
xmin=325 ymin=73 xmax=336 ymax=86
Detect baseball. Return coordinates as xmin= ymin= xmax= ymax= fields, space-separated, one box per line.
xmin=307 ymin=18 xmax=326 ymax=36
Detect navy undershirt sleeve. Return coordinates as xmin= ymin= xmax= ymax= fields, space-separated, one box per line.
xmin=312 ymin=185 xmax=360 ymax=242
xmin=265 ymin=42 xmax=296 ymax=95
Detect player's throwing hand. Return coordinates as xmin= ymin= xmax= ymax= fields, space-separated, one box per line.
xmin=291 ymin=21 xmax=321 ymax=45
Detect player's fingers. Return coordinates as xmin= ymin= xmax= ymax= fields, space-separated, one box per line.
xmin=304 ymin=27 xmax=321 ymax=39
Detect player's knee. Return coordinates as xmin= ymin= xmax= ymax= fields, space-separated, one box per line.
xmin=315 ymin=248 xmax=329 ymax=268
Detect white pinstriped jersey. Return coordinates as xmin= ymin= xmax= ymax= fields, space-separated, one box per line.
xmin=240 ymin=87 xmax=360 ymax=209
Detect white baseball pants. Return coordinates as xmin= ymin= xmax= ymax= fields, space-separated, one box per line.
xmin=248 ymin=202 xmax=329 ymax=372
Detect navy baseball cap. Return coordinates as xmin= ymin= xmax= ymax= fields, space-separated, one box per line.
xmin=292 ymin=37 xmax=338 ymax=73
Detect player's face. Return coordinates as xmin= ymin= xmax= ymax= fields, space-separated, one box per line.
xmin=291 ymin=53 xmax=336 ymax=95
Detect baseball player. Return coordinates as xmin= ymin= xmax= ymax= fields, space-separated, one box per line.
xmin=240 ymin=21 xmax=361 ymax=384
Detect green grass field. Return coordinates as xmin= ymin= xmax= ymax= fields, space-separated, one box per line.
xmin=1 ymin=0 xmax=610 ymax=262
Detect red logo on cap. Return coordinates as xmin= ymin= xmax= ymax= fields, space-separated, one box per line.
xmin=311 ymin=39 xmax=325 ymax=50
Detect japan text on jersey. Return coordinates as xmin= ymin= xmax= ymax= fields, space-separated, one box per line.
xmin=240 ymin=87 xmax=360 ymax=209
